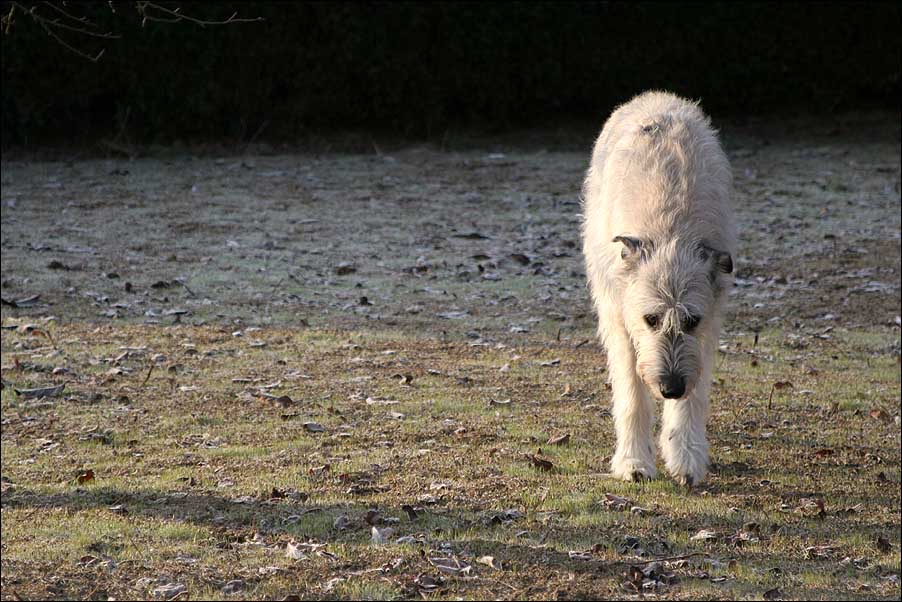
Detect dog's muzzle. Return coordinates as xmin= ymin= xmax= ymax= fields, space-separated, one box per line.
xmin=660 ymin=374 xmax=686 ymax=399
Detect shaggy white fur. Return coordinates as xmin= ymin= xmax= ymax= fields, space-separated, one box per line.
xmin=581 ymin=91 xmax=736 ymax=486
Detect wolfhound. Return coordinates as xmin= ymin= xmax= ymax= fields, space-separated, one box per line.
xmin=581 ymin=91 xmax=736 ymax=486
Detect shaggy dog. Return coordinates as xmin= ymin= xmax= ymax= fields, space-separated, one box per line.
xmin=581 ymin=91 xmax=736 ymax=486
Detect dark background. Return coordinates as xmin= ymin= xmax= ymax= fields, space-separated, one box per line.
xmin=1 ymin=1 xmax=899 ymax=148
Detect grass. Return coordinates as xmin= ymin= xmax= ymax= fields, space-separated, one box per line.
xmin=1 ymin=320 xmax=899 ymax=601
xmin=2 ymin=121 xmax=900 ymax=599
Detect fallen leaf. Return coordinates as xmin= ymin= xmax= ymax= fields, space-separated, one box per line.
xmin=414 ymin=573 xmax=444 ymax=592
xmin=477 ymin=555 xmax=502 ymax=570
xmin=394 ymin=373 xmax=414 ymax=385
xmin=876 ymin=535 xmax=893 ymax=554
xmin=151 ymin=583 xmax=187 ymax=600
xmin=14 ymin=384 xmax=65 ymax=399
xmin=602 ymin=493 xmax=633 ymax=511
xmin=428 ymin=556 xmax=471 ymax=575
xmin=524 ymin=453 xmax=554 ymax=472
xmin=547 ymin=432 xmax=570 ymax=446
xmin=869 ymin=408 xmax=890 ymax=422
xmin=371 ymin=525 xmax=394 ymax=544
xmin=221 ymin=580 xmax=244 ymax=595
xmin=767 ymin=381 xmax=793 ymax=409
xmin=690 ymin=529 xmax=718 ymax=542
xmin=285 ymin=542 xmax=308 ymax=560
xmin=804 ymin=544 xmax=836 ymax=559
xmin=401 ymin=504 xmax=419 ymax=521
xmin=76 ymin=469 xmax=95 ymax=484
xmin=333 ymin=515 xmax=350 ymax=530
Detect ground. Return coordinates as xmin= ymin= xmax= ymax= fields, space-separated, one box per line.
xmin=1 ymin=112 xmax=900 ymax=601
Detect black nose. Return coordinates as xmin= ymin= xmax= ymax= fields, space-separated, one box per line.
xmin=660 ymin=376 xmax=686 ymax=399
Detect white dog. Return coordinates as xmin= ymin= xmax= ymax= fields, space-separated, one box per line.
xmin=581 ymin=91 xmax=736 ymax=486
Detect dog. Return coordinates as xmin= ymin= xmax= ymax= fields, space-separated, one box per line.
xmin=581 ymin=91 xmax=736 ymax=486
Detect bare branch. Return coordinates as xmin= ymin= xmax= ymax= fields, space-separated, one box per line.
xmin=2 ymin=3 xmax=18 ymax=34
xmin=34 ymin=13 xmax=106 ymax=61
xmin=6 ymin=1 xmax=263 ymax=62
xmin=41 ymin=1 xmax=97 ymax=27
xmin=135 ymin=2 xmax=263 ymax=28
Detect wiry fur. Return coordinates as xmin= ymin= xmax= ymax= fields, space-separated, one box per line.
xmin=581 ymin=91 xmax=736 ymax=485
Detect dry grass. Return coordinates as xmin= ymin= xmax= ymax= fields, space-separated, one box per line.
xmin=2 ymin=113 xmax=900 ymax=600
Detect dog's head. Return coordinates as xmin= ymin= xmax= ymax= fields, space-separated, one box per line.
xmin=613 ymin=235 xmax=732 ymax=400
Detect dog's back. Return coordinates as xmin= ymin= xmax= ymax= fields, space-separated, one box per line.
xmin=582 ymin=91 xmax=735 ymax=279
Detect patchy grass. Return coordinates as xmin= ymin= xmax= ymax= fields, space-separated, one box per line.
xmin=1 ymin=321 xmax=899 ymax=600
xmin=2 ymin=114 xmax=900 ymax=599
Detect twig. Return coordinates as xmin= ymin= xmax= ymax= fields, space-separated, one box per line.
xmin=631 ymin=552 xmax=710 ymax=565
xmin=2 ymin=3 xmax=16 ymax=34
xmin=177 ymin=279 xmax=197 ymax=297
xmin=8 ymin=1 xmax=261 ymax=62
xmin=140 ymin=363 xmax=155 ymax=388
xmin=135 ymin=2 xmax=263 ymax=27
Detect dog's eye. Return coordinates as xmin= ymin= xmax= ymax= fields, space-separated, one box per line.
xmin=683 ymin=315 xmax=701 ymax=331
xmin=644 ymin=314 xmax=660 ymax=330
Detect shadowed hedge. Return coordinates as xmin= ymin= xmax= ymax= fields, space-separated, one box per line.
xmin=1 ymin=1 xmax=899 ymax=146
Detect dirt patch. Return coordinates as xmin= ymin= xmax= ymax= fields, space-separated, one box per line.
xmin=3 ymin=112 xmax=899 ymax=342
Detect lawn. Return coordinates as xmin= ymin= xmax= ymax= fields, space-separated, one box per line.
xmin=2 ymin=113 xmax=900 ymax=600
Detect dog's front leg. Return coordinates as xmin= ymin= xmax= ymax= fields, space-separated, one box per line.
xmin=606 ymin=330 xmax=657 ymax=481
xmin=661 ymin=374 xmax=711 ymax=487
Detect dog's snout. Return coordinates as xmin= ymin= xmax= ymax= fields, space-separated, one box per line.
xmin=660 ymin=375 xmax=686 ymax=399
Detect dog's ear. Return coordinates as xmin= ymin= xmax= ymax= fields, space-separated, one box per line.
xmin=714 ymin=251 xmax=733 ymax=274
xmin=699 ymin=244 xmax=733 ymax=274
xmin=612 ymin=236 xmax=643 ymax=262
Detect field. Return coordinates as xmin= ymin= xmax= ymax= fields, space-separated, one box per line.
xmin=2 ymin=113 xmax=900 ymax=600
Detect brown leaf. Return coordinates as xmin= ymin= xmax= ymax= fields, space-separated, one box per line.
xmin=869 ymin=408 xmax=890 ymax=422
xmin=401 ymin=504 xmax=419 ymax=521
xmin=524 ymin=453 xmax=554 ymax=472
xmin=767 ymin=381 xmax=794 ymax=409
xmin=76 ymin=469 xmax=95 ymax=484
xmin=393 ymin=373 xmax=414 ymax=385
xmin=547 ymin=432 xmax=571 ymax=446
xmin=602 ymin=493 xmax=632 ymax=511
xmin=875 ymin=535 xmax=893 ymax=554
xmin=477 ymin=555 xmax=502 ymax=570
xmin=813 ymin=448 xmax=834 ymax=458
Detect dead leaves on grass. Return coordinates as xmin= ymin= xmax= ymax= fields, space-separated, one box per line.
xmin=74 ymin=469 xmax=95 ymax=484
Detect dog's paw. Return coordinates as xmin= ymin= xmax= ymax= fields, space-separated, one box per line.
xmin=664 ymin=447 xmax=708 ymax=487
xmin=611 ymin=456 xmax=658 ymax=482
